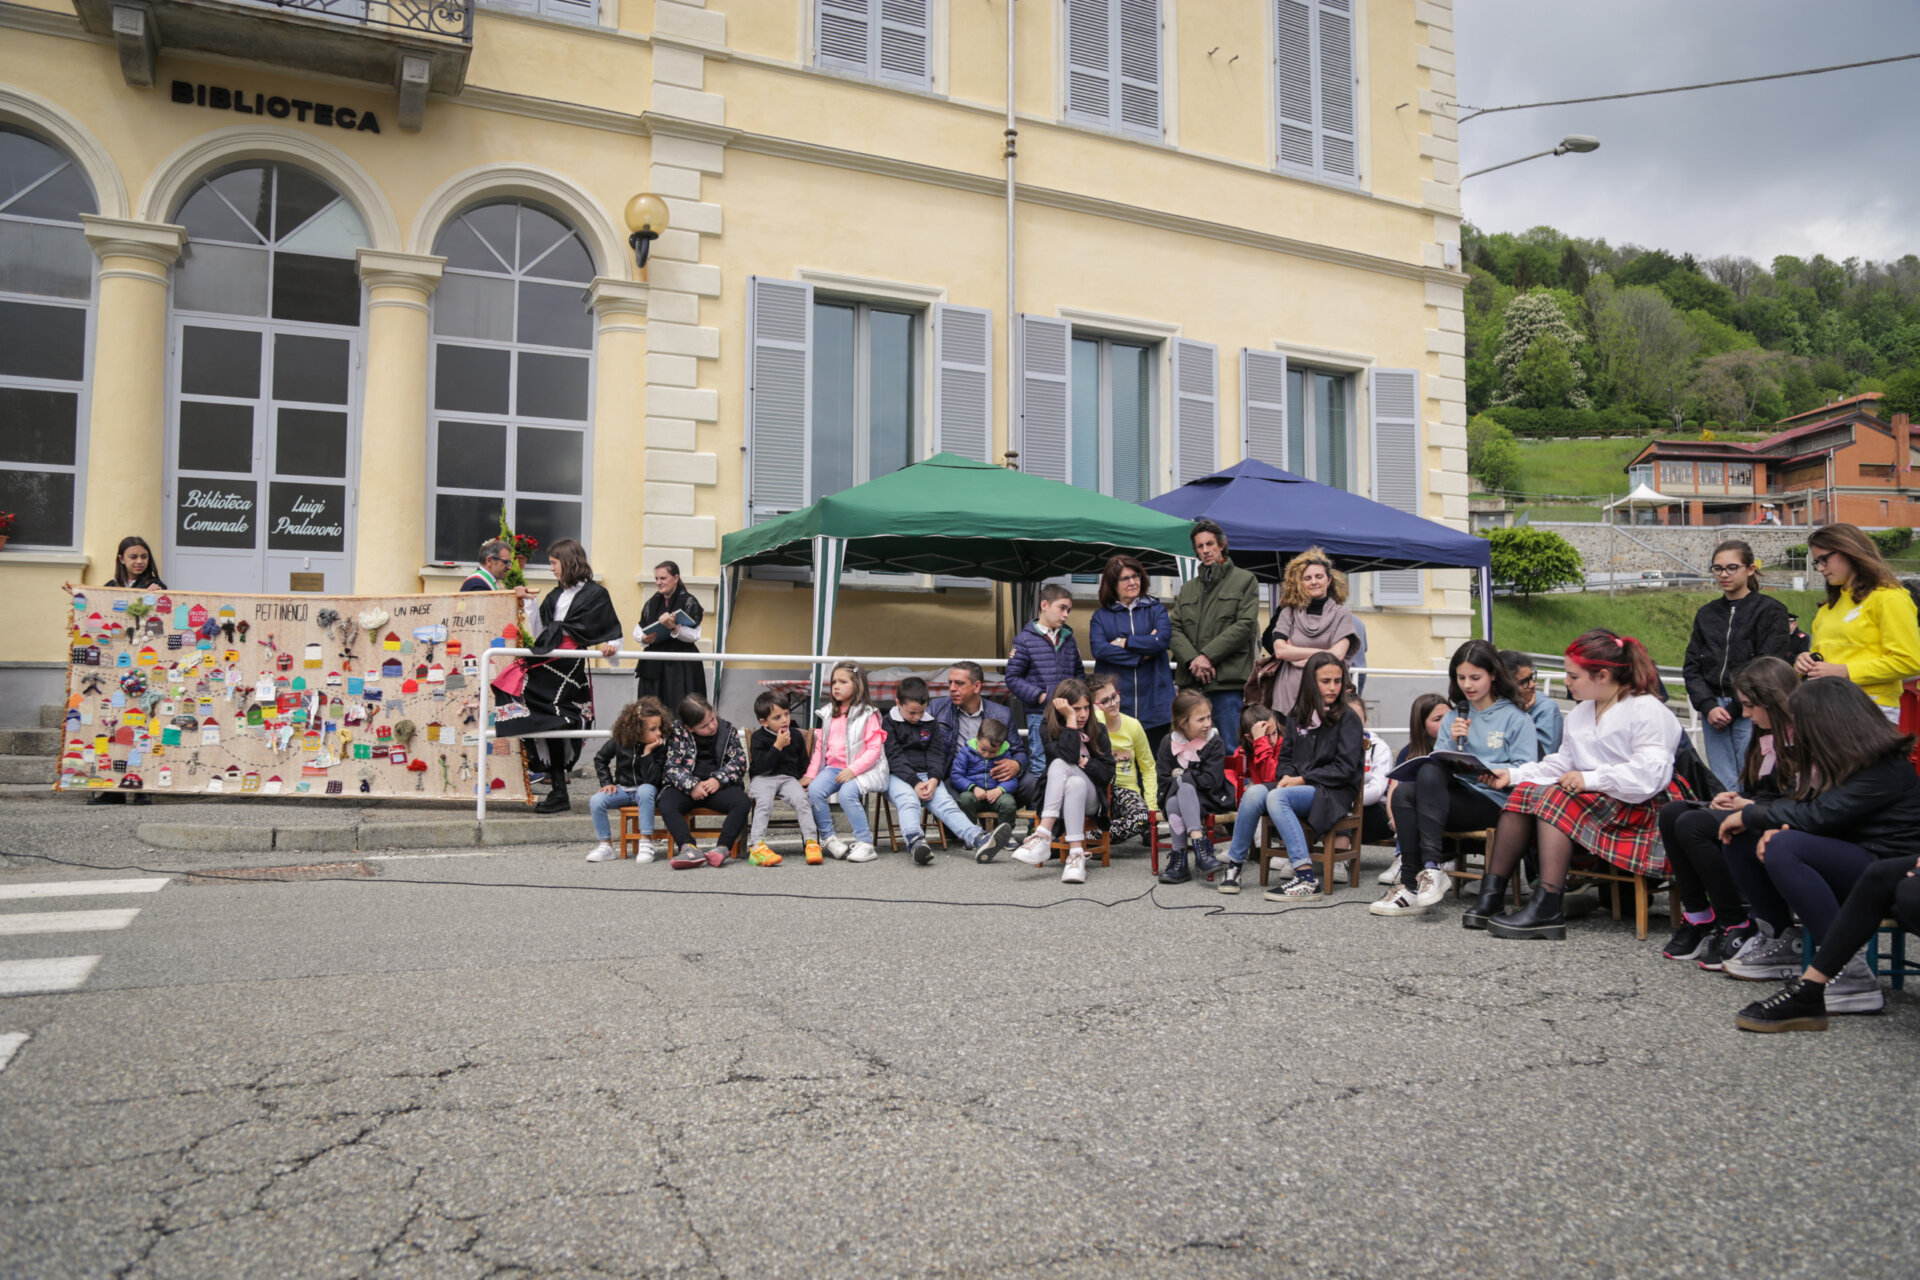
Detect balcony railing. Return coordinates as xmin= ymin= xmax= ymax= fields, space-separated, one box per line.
xmin=233 ymin=0 xmax=472 ymax=41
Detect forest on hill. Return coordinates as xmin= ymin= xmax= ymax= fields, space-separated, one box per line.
xmin=1461 ymin=224 xmax=1920 ymax=437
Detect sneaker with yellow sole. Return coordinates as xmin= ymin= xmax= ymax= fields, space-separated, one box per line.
xmin=804 ymin=840 xmax=823 ymax=865
xmin=749 ymin=842 xmax=783 ymax=867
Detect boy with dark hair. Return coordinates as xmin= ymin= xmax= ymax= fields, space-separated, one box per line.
xmin=747 ymin=691 xmax=820 ymax=866
xmin=885 ymin=677 xmax=1015 ymax=864
xmin=1005 ymin=584 xmax=1085 ymax=783
xmin=951 ymin=717 xmax=1021 ymax=859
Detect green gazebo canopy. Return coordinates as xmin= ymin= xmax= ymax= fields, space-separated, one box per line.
xmin=720 ymin=452 xmax=1200 ymax=577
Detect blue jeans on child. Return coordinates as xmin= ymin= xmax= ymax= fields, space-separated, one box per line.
xmin=807 ymin=771 xmax=874 ymax=843
xmin=1261 ymin=785 xmax=1320 ymax=871
xmin=1701 ymin=697 xmax=1754 ymax=793
xmin=886 ymin=774 xmax=983 ymax=846
xmin=589 ymin=784 xmax=657 ymax=841
xmin=1224 ymin=783 xmax=1273 ymax=864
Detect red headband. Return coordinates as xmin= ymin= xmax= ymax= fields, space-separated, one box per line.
xmin=1565 ymin=636 xmax=1640 ymax=668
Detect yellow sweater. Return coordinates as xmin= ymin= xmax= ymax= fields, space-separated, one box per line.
xmin=1809 ymin=584 xmax=1920 ymax=709
xmin=1099 ymin=708 xmax=1157 ymax=802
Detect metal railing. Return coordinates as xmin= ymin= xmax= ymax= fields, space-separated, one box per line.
xmin=232 ymin=0 xmax=473 ymax=40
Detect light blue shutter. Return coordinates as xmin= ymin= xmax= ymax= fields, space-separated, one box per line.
xmin=1016 ymin=315 xmax=1071 ymax=483
xmin=817 ymin=0 xmax=873 ymax=75
xmin=1172 ymin=339 xmax=1217 ymax=487
xmin=1241 ymin=349 xmax=1289 ymax=469
xmin=932 ymin=303 xmax=993 ymax=463
xmin=1316 ymin=0 xmax=1357 ymax=179
xmin=877 ymin=0 xmax=933 ymax=87
xmin=1117 ymin=0 xmax=1162 ymax=134
xmin=746 ymin=277 xmax=813 ymax=524
xmin=538 ymin=0 xmax=598 ymax=23
xmin=1064 ymin=0 xmax=1113 ymax=126
xmin=1273 ymin=0 xmax=1315 ymax=169
xmin=1274 ymin=0 xmax=1358 ymax=181
xmin=1370 ymin=367 xmax=1423 ymax=605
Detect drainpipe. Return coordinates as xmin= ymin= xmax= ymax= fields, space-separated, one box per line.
xmin=1005 ymin=0 xmax=1018 ymax=469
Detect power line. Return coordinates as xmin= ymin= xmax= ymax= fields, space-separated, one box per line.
xmin=1455 ymin=51 xmax=1920 ymax=123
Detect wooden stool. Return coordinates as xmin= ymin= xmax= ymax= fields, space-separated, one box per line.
xmin=1257 ymin=792 xmax=1364 ymax=895
xmin=1147 ymin=812 xmax=1219 ymax=877
xmin=655 ymin=807 xmax=746 ymax=861
xmin=1570 ymin=860 xmax=1659 ymax=941
xmin=1440 ymin=828 xmax=1526 ymax=909
xmin=868 ymin=791 xmax=950 ymax=852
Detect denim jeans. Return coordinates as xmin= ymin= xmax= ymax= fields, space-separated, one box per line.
xmin=1264 ymin=784 xmax=1320 ymax=870
xmin=1225 ymin=783 xmax=1272 ymax=864
xmin=1023 ymin=712 xmax=1046 ymax=779
xmin=1209 ymin=690 xmax=1244 ymax=752
xmin=886 ymin=773 xmax=982 ymax=845
xmin=807 ymin=771 xmax=874 ymax=843
xmin=589 ymin=784 xmax=656 ymax=841
xmin=1701 ymin=697 xmax=1754 ymax=793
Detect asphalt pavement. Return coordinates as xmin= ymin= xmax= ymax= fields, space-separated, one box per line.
xmin=1 ymin=797 xmax=1916 ymax=1279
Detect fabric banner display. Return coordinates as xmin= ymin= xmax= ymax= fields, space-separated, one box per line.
xmin=58 ymin=587 xmax=530 ymax=802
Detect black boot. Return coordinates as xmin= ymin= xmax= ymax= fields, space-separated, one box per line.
xmin=1158 ymin=847 xmax=1191 ymax=885
xmin=1191 ymin=838 xmax=1223 ymax=877
xmin=534 ymin=777 xmax=572 ymax=815
xmin=1462 ymin=873 xmax=1510 ymax=930
xmin=1487 ymin=888 xmax=1566 ymax=941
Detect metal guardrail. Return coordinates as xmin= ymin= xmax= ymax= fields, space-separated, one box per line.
xmin=244 ymin=0 xmax=474 ymax=40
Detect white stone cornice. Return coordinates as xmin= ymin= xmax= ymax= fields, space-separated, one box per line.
xmin=80 ymin=215 xmax=184 ymax=267
xmin=589 ymin=277 xmax=650 ymax=321
xmin=356 ymin=249 xmax=446 ymax=295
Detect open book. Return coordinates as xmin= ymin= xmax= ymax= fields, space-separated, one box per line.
xmin=638 ymin=610 xmax=697 ymax=643
xmin=1385 ymin=749 xmax=1497 ymax=784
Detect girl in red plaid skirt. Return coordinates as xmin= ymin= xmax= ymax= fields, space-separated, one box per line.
xmin=1466 ymin=630 xmax=1683 ymax=941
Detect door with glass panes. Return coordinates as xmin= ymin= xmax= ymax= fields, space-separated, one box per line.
xmin=166 ymin=163 xmax=365 ymax=594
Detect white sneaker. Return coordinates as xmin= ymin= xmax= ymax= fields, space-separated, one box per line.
xmin=825 ymin=835 xmax=851 ymax=860
xmin=1377 ymin=855 xmax=1402 ymax=886
xmin=632 ymin=840 xmax=656 ymax=863
xmin=845 ymin=841 xmax=877 ymax=863
xmin=1414 ymin=867 xmax=1450 ymax=908
xmin=586 ymin=841 xmax=618 ymax=862
xmin=1369 ymin=884 xmax=1426 ymax=916
xmin=1061 ymin=852 xmax=1088 ymax=885
xmin=1011 ymin=831 xmax=1052 ymax=866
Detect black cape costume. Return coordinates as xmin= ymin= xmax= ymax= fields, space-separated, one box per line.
xmin=492 ymin=581 xmax=621 ymax=774
xmin=633 ymin=585 xmax=706 ymax=712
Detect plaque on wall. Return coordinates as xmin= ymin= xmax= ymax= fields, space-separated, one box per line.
xmin=176 ymin=481 xmax=258 ymax=549
xmin=267 ymin=483 xmax=347 ymax=553
xmin=288 ymin=572 xmax=325 ymax=592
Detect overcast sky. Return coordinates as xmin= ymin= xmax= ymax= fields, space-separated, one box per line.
xmin=1453 ymin=0 xmax=1920 ymax=266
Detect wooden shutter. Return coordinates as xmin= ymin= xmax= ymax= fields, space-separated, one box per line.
xmin=1316 ymin=0 xmax=1357 ymax=179
xmin=1273 ymin=0 xmax=1315 ymax=169
xmin=877 ymin=0 xmax=933 ymax=87
xmin=1241 ymin=349 xmax=1289 ymax=468
xmin=932 ymin=303 xmax=993 ymax=463
xmin=1172 ymin=339 xmax=1217 ymax=487
xmin=817 ymin=0 xmax=873 ymax=75
xmin=1369 ymin=367 xmax=1423 ymax=605
xmin=1117 ymin=0 xmax=1162 ymax=133
xmin=1016 ymin=314 xmax=1071 ymax=484
xmin=746 ymin=277 xmax=813 ymax=524
xmin=1064 ymin=0 xmax=1113 ymax=125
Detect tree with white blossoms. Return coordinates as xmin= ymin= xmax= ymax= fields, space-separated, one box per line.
xmin=1493 ymin=290 xmax=1591 ymax=409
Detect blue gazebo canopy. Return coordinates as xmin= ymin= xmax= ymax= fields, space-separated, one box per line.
xmin=1141 ymin=458 xmax=1491 ymax=583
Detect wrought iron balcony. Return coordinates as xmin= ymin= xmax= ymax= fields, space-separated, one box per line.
xmin=73 ymin=0 xmax=473 ymax=130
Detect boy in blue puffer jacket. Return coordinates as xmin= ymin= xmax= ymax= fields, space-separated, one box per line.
xmin=1005 ymin=585 xmax=1085 ymax=785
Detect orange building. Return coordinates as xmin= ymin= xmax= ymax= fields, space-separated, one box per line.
xmin=1625 ymin=394 xmax=1919 ymax=527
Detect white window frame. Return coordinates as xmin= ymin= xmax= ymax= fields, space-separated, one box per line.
xmin=1287 ymin=361 xmax=1357 ymax=492
xmin=426 ymin=202 xmax=598 ymax=568
xmin=1257 ymin=340 xmax=1372 ymax=491
xmin=476 ymin=0 xmax=602 ymax=26
xmin=809 ymin=292 xmax=927 ymax=503
xmin=1271 ymin=0 xmax=1366 ymax=188
xmin=1068 ymin=330 xmax=1160 ymax=501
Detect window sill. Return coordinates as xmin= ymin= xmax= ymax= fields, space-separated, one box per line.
xmin=420 ymin=564 xmax=559 ymax=583
xmin=0 ymin=549 xmax=90 ymax=567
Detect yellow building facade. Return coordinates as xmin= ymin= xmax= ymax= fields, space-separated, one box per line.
xmin=0 ymin=0 xmax=1468 ymax=713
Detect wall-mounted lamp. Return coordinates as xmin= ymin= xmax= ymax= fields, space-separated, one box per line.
xmin=624 ymin=193 xmax=670 ymax=269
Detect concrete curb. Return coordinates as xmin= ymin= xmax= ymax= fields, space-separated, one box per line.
xmin=139 ymin=816 xmax=596 ymax=853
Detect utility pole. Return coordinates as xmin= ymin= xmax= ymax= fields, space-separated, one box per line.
xmin=1608 ymin=491 xmax=1616 ymax=602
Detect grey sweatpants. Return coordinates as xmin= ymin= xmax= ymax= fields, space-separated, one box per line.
xmin=747 ymin=773 xmax=818 ymax=844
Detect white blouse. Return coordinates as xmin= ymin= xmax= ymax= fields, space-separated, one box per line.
xmin=1505 ymin=694 xmax=1680 ymax=803
xmin=523 ymin=583 xmax=582 ymax=631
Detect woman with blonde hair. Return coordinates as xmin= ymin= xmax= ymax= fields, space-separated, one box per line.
xmin=1797 ymin=523 xmax=1920 ymax=723
xmin=1250 ymin=547 xmax=1357 ymax=713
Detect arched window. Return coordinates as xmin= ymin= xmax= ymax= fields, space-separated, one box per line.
xmin=429 ymin=200 xmax=595 ymax=562
xmin=0 ymin=124 xmax=96 ymax=549
xmin=168 ymin=163 xmax=367 ymax=593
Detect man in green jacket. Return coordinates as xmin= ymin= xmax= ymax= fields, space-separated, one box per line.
xmin=1169 ymin=519 xmax=1260 ymax=750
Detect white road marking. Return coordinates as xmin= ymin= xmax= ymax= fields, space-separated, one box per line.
xmin=0 ymin=908 xmax=141 ymax=935
xmin=0 ymin=956 xmax=102 ymax=996
xmin=0 ymin=1032 xmax=26 ymax=1072
xmin=366 ymin=850 xmax=503 ymax=862
xmin=0 ymin=878 xmax=170 ymax=901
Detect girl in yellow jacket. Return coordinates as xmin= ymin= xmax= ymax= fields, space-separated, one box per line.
xmin=1090 ymin=673 xmax=1156 ymax=843
xmin=1799 ymin=524 xmax=1920 ymax=721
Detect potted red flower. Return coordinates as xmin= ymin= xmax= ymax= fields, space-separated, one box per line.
xmin=0 ymin=510 xmax=15 ymax=550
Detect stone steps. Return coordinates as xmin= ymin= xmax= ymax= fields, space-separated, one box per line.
xmin=0 ymin=728 xmax=60 ymax=756
xmin=0 ymin=756 xmax=55 ymax=786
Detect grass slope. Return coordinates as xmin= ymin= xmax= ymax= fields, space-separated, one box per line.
xmin=1475 ymin=587 xmax=1829 ymax=670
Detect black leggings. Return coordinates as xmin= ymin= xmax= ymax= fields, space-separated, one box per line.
xmin=1654 ymin=802 xmax=1748 ymax=923
xmin=1390 ymin=760 xmax=1503 ymax=889
xmin=1811 ymin=854 xmax=1920 ymax=976
xmin=659 ymin=784 xmax=750 ymax=850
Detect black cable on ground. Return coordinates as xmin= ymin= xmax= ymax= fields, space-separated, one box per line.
xmin=0 ymin=849 xmax=1376 ymax=920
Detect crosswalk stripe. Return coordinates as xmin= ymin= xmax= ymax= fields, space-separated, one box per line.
xmin=0 ymin=909 xmax=141 ymax=935
xmin=0 ymin=957 xmax=102 ymax=996
xmin=0 ymin=1032 xmax=27 ymax=1072
xmin=0 ymin=878 xmax=170 ymax=901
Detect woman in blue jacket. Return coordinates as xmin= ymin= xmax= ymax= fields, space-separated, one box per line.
xmin=1089 ymin=554 xmax=1175 ymax=751
xmin=1370 ymin=639 xmax=1536 ymax=918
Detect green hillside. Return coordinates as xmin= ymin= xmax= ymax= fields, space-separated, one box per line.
xmin=1474 ymin=587 xmax=1828 ymax=669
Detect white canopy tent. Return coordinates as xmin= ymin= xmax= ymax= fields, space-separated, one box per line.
xmin=1603 ymin=483 xmax=1682 ymax=523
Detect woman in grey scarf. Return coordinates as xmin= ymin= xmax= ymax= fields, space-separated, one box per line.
xmin=1253 ymin=548 xmax=1357 ymax=711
